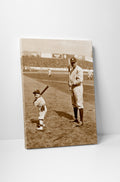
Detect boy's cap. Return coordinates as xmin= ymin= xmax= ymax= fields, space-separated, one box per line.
xmin=70 ymin=57 xmax=77 ymax=63
xmin=33 ymin=89 xmax=40 ymax=94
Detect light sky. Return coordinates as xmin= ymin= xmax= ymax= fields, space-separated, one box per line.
xmin=21 ymin=39 xmax=92 ymax=57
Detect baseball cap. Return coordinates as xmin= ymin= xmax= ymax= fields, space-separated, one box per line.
xmin=70 ymin=57 xmax=77 ymax=63
xmin=33 ymin=89 xmax=40 ymax=94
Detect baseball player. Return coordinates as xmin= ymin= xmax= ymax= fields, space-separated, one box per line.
xmin=48 ymin=68 xmax=52 ymax=77
xmin=88 ymin=68 xmax=93 ymax=80
xmin=68 ymin=57 xmax=84 ymax=125
xmin=33 ymin=89 xmax=47 ymax=130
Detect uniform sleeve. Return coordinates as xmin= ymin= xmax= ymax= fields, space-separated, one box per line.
xmin=34 ymin=98 xmax=40 ymax=107
xmin=73 ymin=68 xmax=83 ymax=86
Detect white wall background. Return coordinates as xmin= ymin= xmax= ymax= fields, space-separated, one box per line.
xmin=0 ymin=0 xmax=120 ymax=139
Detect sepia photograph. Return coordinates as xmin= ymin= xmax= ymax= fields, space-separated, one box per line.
xmin=21 ymin=39 xmax=97 ymax=149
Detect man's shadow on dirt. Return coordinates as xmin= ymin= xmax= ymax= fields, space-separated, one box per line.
xmin=54 ymin=110 xmax=73 ymax=120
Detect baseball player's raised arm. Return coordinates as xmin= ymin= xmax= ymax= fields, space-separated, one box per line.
xmin=34 ymin=99 xmax=40 ymax=107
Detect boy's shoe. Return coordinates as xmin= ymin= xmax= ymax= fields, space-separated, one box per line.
xmin=37 ymin=124 xmax=40 ymax=128
xmin=37 ymin=126 xmax=43 ymax=131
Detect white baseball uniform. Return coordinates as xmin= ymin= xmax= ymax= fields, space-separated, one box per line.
xmin=34 ymin=96 xmax=47 ymax=120
xmin=88 ymin=70 xmax=93 ymax=79
xmin=69 ymin=65 xmax=83 ymax=109
xmin=48 ymin=69 xmax=51 ymax=77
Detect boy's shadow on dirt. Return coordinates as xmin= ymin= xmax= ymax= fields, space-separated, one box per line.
xmin=30 ymin=119 xmax=39 ymax=124
xmin=54 ymin=110 xmax=73 ymax=120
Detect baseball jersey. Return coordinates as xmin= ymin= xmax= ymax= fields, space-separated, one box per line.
xmin=34 ymin=96 xmax=46 ymax=108
xmin=69 ymin=65 xmax=83 ymax=86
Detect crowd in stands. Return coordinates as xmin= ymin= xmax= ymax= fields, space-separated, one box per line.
xmin=21 ymin=55 xmax=93 ymax=70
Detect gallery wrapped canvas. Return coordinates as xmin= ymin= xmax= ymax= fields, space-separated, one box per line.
xmin=21 ymin=39 xmax=97 ymax=149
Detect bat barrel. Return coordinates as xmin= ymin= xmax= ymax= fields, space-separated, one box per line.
xmin=40 ymin=85 xmax=49 ymax=95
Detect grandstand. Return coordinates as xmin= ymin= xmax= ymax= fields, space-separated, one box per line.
xmin=21 ymin=54 xmax=93 ymax=71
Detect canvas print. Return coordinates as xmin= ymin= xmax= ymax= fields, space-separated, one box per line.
xmin=21 ymin=39 xmax=97 ymax=149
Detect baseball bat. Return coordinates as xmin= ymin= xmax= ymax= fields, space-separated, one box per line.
xmin=40 ymin=85 xmax=49 ymax=95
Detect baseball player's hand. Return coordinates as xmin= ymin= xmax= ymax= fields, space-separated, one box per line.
xmin=41 ymin=105 xmax=45 ymax=111
xmin=68 ymin=81 xmax=73 ymax=87
xmin=33 ymin=98 xmax=37 ymax=104
xmin=73 ymin=80 xmax=82 ymax=86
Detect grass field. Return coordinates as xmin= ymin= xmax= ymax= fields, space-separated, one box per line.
xmin=22 ymin=71 xmax=97 ymax=149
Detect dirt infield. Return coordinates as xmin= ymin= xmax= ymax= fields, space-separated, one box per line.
xmin=22 ymin=73 xmax=97 ymax=149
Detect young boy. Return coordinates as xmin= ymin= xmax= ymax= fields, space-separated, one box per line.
xmin=33 ymin=89 xmax=47 ymax=130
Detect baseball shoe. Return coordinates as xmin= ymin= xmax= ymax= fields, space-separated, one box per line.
xmin=37 ymin=126 xmax=44 ymax=131
xmin=73 ymin=119 xmax=79 ymax=124
xmin=80 ymin=121 xmax=83 ymax=126
xmin=75 ymin=121 xmax=84 ymax=127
